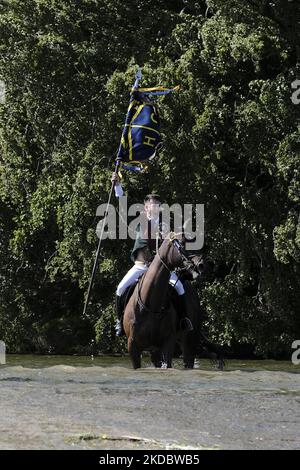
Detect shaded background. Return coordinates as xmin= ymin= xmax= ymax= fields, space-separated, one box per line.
xmin=0 ymin=0 xmax=299 ymax=357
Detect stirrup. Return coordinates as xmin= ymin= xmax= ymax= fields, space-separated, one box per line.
xmin=180 ymin=317 xmax=194 ymax=332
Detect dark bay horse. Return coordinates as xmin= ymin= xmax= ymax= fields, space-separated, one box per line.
xmin=123 ymin=233 xmax=224 ymax=369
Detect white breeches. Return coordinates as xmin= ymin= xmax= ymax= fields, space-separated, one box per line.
xmin=116 ymin=263 xmax=185 ymax=297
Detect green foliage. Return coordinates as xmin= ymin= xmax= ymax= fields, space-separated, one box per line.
xmin=0 ymin=0 xmax=299 ymax=356
xmin=94 ymin=304 xmax=126 ymax=355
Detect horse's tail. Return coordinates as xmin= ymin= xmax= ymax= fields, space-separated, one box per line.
xmin=197 ymin=331 xmax=225 ymax=370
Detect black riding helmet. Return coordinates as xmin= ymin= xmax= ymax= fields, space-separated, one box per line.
xmin=144 ymin=193 xmax=162 ymax=204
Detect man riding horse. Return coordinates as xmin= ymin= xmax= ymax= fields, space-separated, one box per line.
xmin=112 ymin=172 xmax=194 ymax=337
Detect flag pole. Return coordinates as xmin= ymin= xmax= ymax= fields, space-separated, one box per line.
xmin=82 ymin=69 xmax=142 ymax=317
xmin=82 ymin=158 xmax=121 ymax=317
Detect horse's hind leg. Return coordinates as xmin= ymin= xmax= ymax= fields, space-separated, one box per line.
xmin=128 ymin=338 xmax=141 ymax=369
xmin=151 ymin=350 xmax=163 ymax=368
xmin=182 ymin=334 xmax=196 ymax=369
xmin=162 ymin=337 xmax=176 ymax=368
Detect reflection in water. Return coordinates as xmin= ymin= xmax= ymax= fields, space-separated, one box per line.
xmin=0 ymin=356 xmax=299 ymax=450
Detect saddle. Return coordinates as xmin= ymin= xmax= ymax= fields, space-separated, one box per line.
xmin=119 ymin=275 xmax=181 ymax=317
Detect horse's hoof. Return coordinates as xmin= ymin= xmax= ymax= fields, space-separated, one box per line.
xmin=184 ymin=362 xmax=194 ymax=369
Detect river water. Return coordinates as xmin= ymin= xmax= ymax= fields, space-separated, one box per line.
xmin=0 ymin=355 xmax=299 ymax=450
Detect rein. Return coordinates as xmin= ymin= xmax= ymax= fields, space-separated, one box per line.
xmin=136 ymin=272 xmax=163 ymax=317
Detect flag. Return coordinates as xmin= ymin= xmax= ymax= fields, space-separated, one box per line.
xmin=116 ymin=70 xmax=179 ymax=171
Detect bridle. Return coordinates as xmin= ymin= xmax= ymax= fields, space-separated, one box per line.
xmin=161 ymin=232 xmax=197 ymax=273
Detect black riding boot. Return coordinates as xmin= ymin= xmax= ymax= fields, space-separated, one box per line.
xmin=115 ymin=294 xmax=125 ymax=337
xmin=177 ymin=293 xmax=194 ymax=332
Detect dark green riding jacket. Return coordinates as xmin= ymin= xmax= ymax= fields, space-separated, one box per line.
xmin=130 ymin=218 xmax=161 ymax=264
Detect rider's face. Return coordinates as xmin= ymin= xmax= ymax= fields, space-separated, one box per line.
xmin=144 ymin=198 xmax=161 ymax=220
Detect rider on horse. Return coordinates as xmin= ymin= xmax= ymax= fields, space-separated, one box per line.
xmin=112 ymin=172 xmax=194 ymax=336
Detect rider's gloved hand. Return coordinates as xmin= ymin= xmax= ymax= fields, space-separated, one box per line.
xmin=111 ymin=172 xmax=120 ymax=185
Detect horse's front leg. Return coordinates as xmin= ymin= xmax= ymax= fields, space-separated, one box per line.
xmin=128 ymin=336 xmax=141 ymax=369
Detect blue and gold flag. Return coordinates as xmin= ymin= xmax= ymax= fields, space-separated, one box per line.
xmin=116 ymin=70 xmax=179 ymax=171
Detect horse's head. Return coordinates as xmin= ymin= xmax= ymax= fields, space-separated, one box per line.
xmin=158 ymin=232 xmax=204 ymax=280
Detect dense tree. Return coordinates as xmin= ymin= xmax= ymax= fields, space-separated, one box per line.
xmin=0 ymin=0 xmax=299 ymax=356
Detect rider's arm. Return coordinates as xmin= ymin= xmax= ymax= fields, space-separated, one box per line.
xmin=111 ymin=172 xmax=124 ymax=197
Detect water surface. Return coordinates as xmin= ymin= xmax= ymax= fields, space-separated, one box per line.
xmin=0 ymin=355 xmax=299 ymax=450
